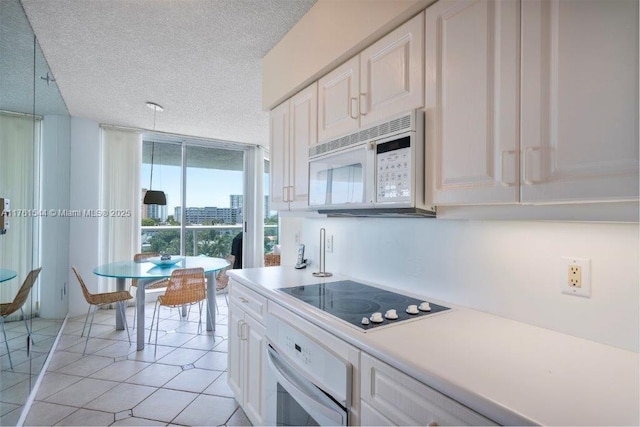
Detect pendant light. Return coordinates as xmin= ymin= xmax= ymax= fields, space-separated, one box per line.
xmin=143 ymin=102 xmax=167 ymax=205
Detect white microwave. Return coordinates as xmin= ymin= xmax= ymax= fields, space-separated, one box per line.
xmin=308 ymin=110 xmax=435 ymax=217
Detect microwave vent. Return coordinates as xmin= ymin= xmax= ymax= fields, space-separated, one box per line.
xmin=310 ymin=112 xmax=414 ymax=157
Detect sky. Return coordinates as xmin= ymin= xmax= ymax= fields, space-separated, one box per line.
xmin=141 ymin=164 xmax=270 ymax=216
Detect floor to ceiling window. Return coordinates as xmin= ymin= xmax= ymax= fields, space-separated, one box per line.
xmin=264 ymin=158 xmax=279 ymax=255
xmin=141 ymin=135 xmax=258 ymax=266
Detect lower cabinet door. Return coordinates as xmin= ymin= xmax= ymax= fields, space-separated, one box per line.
xmin=361 ymin=401 xmax=395 ymax=426
xmin=361 ymin=354 xmax=495 ymax=426
xmin=243 ymin=314 xmax=266 ymax=426
xmin=227 ymin=301 xmax=244 ymax=402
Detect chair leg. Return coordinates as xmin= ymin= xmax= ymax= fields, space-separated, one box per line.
xmin=197 ymin=301 xmax=203 ymax=334
xmin=81 ymin=305 xmax=92 ymax=337
xmin=149 ymin=300 xmax=159 ymax=343
xmin=83 ymin=305 xmax=97 ymax=356
xmin=153 ymin=302 xmax=162 ymax=358
xmin=119 ymin=302 xmax=131 ymax=345
xmin=20 ymin=308 xmax=35 ymax=345
xmin=132 ymin=299 xmax=137 ymax=329
xmin=1 ymin=317 xmax=13 ymax=370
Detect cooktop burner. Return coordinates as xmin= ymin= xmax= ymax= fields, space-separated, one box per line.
xmin=278 ymin=280 xmax=449 ymax=330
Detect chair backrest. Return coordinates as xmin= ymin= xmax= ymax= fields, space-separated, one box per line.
xmin=72 ymin=266 xmax=96 ymax=305
xmin=215 ymin=255 xmax=234 ymax=290
xmin=134 ymin=252 xmax=159 ymax=262
xmin=161 ymin=268 xmax=206 ymax=306
xmin=264 ymin=253 xmax=281 ymax=267
xmin=132 ymin=252 xmax=160 ymax=287
xmin=0 ymin=267 xmax=42 ymax=317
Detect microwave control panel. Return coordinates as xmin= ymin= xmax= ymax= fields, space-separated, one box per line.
xmin=376 ymin=136 xmax=411 ymax=202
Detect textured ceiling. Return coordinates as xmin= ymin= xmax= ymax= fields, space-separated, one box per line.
xmin=20 ymin=0 xmax=316 ymax=146
xmin=0 ymin=0 xmax=68 ymax=116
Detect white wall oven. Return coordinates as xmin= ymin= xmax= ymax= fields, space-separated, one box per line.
xmin=264 ymin=312 xmax=351 ymax=426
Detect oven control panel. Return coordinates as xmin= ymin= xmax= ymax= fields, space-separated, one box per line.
xmin=267 ymin=313 xmax=348 ymax=401
xmin=286 ymin=336 xmax=312 ymax=366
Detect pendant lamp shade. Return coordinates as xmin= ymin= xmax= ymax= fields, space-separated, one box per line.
xmin=144 ymin=102 xmax=167 ymax=206
xmin=143 ymin=190 xmax=166 ymax=205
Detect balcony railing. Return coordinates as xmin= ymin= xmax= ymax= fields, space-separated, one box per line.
xmin=141 ymin=224 xmax=278 ymax=258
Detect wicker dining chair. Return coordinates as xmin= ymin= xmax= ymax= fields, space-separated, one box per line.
xmin=264 ymin=253 xmax=281 ymax=267
xmin=72 ymin=267 xmax=133 ymax=355
xmin=149 ymin=267 xmax=210 ymax=356
xmin=130 ymin=252 xmax=169 ymax=328
xmin=214 ymin=255 xmax=234 ymax=311
xmin=0 ymin=267 xmax=42 ymax=370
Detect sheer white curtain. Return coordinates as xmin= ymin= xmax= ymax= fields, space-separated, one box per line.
xmin=0 ymin=112 xmax=39 ymax=316
xmin=98 ymin=127 xmax=141 ymax=292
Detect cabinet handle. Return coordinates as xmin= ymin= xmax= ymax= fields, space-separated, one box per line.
xmin=237 ymin=319 xmax=243 ymax=339
xmin=239 ymin=296 xmax=249 ymax=304
xmin=282 ymin=187 xmax=289 ymax=202
xmin=240 ymin=321 xmax=248 ymax=341
xmin=522 ymin=146 xmax=550 ymax=185
xmin=289 ymin=186 xmax=294 ymax=202
xmin=359 ymin=93 xmax=368 ymax=116
xmin=350 ymin=97 xmax=359 ymax=120
xmin=500 ymin=150 xmax=517 ymax=187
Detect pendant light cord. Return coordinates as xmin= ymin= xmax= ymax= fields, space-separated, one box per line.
xmin=149 ymin=108 xmax=157 ymax=189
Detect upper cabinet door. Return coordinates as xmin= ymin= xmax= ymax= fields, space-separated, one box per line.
xmin=360 ymin=12 xmax=425 ymax=128
xmin=426 ymin=0 xmax=520 ymax=205
xmin=289 ymin=82 xmax=317 ymax=210
xmin=521 ymin=0 xmax=639 ymax=203
xmin=318 ymin=56 xmax=360 ymax=142
xmin=269 ymin=101 xmax=290 ymax=210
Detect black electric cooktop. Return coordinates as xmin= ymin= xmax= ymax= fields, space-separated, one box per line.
xmin=278 ymin=280 xmax=449 ymax=331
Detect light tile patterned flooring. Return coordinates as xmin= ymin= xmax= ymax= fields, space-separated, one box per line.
xmin=3 ymin=295 xmax=251 ymax=426
xmin=1 ymin=318 xmax=64 ymax=424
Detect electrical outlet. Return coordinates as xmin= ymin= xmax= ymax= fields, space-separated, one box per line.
xmin=562 ymin=257 xmax=591 ymax=298
xmin=326 ymin=234 xmax=334 ymax=253
xmin=568 ymin=265 xmax=582 ymax=287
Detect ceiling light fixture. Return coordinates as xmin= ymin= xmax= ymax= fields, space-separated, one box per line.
xmin=143 ymin=101 xmax=167 ymax=206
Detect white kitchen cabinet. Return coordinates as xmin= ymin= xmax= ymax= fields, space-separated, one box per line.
xmin=227 ymin=280 xmax=267 ymax=426
xmin=520 ymin=0 xmax=639 ymax=203
xmin=318 ymin=12 xmax=424 ymax=143
xmin=361 ymin=353 xmax=495 ymax=426
xmin=269 ymin=82 xmax=317 ymax=211
xmin=426 ymin=0 xmax=520 ymax=205
xmin=361 ymin=401 xmax=396 ymax=426
xmin=318 ymin=56 xmax=360 ymax=143
xmin=427 ymin=0 xmax=639 ymax=205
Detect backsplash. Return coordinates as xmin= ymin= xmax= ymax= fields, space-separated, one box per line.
xmin=281 ymin=217 xmax=639 ymax=352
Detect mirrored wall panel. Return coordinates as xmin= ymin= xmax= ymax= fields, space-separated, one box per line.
xmin=0 ymin=0 xmax=70 ymax=423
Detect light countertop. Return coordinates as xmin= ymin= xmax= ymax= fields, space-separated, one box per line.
xmin=227 ymin=266 xmax=639 ymax=426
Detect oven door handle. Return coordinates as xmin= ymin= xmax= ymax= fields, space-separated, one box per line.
xmin=267 ymin=345 xmax=346 ymax=426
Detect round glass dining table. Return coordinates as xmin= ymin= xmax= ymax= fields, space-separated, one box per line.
xmin=94 ymin=256 xmax=229 ymax=351
xmin=0 ymin=269 xmax=17 ymax=283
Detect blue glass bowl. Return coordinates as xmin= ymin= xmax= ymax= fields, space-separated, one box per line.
xmin=147 ymin=256 xmax=184 ymax=266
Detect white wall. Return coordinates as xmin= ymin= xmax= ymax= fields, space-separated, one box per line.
xmin=39 ymin=114 xmax=70 ymax=318
xmin=68 ymin=117 xmax=101 ymax=316
xmin=281 ymin=216 xmax=639 ymax=352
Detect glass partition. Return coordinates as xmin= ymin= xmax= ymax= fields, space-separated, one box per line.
xmin=0 ymin=0 xmax=70 ymax=423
